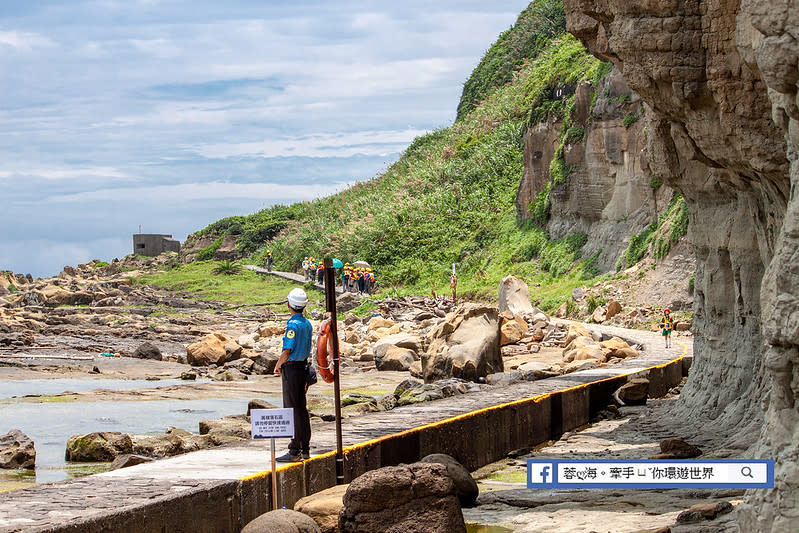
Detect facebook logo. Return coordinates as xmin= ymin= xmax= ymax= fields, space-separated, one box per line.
xmin=528 ymin=462 xmax=556 ymax=487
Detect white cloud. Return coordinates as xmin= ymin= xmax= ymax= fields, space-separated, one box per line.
xmin=35 ymin=180 xmax=351 ymax=204
xmin=0 ymin=29 xmax=54 ymax=52
xmin=189 ymin=128 xmax=427 ymax=159
xmin=0 ymin=166 xmax=129 ymax=181
xmin=128 ymin=38 xmax=181 ymax=58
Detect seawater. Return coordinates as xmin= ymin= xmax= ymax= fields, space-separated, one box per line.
xmin=0 ymin=378 xmax=281 ymax=485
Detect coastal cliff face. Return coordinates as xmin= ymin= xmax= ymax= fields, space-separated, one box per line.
xmin=517 ymin=69 xmax=675 ymax=270
xmin=563 ymin=0 xmax=797 ymax=529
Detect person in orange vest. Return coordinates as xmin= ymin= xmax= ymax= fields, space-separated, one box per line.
xmin=316 ymin=261 xmax=325 ymax=284
xmin=366 ymin=268 xmax=375 ymax=294
xmin=342 ymin=263 xmax=351 ymax=291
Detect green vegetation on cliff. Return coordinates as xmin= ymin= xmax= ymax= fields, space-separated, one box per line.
xmin=456 ymin=0 xmax=567 ymax=121
xmin=184 ymin=1 xmax=654 ymax=311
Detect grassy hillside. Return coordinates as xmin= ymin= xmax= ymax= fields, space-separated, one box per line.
xmin=184 ymin=1 xmax=683 ymax=313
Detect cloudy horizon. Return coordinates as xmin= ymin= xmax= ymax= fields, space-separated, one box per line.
xmin=0 ymin=0 xmax=530 ymax=278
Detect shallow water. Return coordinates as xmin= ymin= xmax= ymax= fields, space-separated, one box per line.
xmin=0 ymin=377 xmax=206 ymax=399
xmin=0 ymin=378 xmax=280 ymax=485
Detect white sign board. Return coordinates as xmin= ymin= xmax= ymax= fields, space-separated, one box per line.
xmin=250 ymin=408 xmax=295 ymax=439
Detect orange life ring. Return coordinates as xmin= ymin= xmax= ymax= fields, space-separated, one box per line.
xmin=316 ymin=319 xmax=336 ymax=383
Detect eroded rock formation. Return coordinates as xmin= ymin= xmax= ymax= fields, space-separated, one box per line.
xmin=563 ymin=0 xmax=798 ymax=529
xmin=517 ymin=68 xmax=675 ymax=270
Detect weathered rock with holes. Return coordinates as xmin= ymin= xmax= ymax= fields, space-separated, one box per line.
xmin=338 ymin=462 xmax=466 ymax=533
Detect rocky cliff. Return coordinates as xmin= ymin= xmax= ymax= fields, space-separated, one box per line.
xmin=517 ymin=68 xmax=677 ymax=271
xmin=563 ymin=0 xmax=798 ymax=529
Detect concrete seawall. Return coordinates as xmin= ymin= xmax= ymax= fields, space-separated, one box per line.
xmin=4 ymin=336 xmax=686 ymax=533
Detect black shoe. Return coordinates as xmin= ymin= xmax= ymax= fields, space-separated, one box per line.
xmin=276 ymin=452 xmax=303 ymax=463
xmin=302 ymin=451 xmax=311 ymax=460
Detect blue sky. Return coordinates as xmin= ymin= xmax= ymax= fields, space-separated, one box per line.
xmin=0 ymin=0 xmax=530 ymax=278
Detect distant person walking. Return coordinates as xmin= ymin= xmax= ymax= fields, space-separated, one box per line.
xmin=265 ymin=250 xmax=273 ymax=272
xmin=302 ymin=257 xmax=310 ymax=280
xmin=660 ymin=308 xmax=673 ymax=349
xmin=274 ymin=288 xmax=312 ymax=462
xmin=316 ymin=261 xmax=325 ymax=284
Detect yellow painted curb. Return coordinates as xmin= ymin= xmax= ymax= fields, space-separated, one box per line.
xmin=240 ymin=342 xmax=689 ymax=482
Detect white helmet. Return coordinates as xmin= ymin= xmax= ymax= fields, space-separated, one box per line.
xmin=287 ymin=288 xmax=308 ymax=310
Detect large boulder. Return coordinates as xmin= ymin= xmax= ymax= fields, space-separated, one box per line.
xmin=186 ymin=333 xmax=242 ymax=366
xmin=562 ymin=336 xmax=605 ymax=363
xmin=252 ymin=353 xmax=279 ymax=374
xmin=374 ymin=345 xmax=417 ymax=371
xmin=294 ymin=484 xmax=349 ymax=533
xmin=0 ymin=429 xmax=36 ymax=469
xmin=599 ymin=337 xmax=638 ymax=359
xmin=65 ymin=432 xmax=133 ymax=462
xmin=132 ymin=341 xmax=163 ymax=361
xmin=199 ymin=414 xmax=251 ymax=439
xmin=606 ymin=300 xmax=623 ymax=319
xmin=243 ymin=509 xmax=321 ymax=533
xmin=422 ymin=304 xmax=502 ymax=383
xmin=418 ymin=454 xmax=479 ymax=508
xmin=257 ymin=322 xmax=285 ymax=338
xmin=367 ymin=316 xmax=395 ymax=332
xmin=498 ymin=275 xmax=535 ymax=315
xmin=109 ymin=454 xmax=153 ymax=471
xmin=338 ymin=462 xmax=466 ymax=533
xmin=373 ymin=333 xmax=423 ymax=354
xmin=499 ymin=311 xmax=528 ymax=346
xmin=563 ymin=323 xmax=591 ymax=346
xmin=336 ymin=292 xmax=359 ymax=313
xmin=614 ymin=378 xmax=650 ymax=406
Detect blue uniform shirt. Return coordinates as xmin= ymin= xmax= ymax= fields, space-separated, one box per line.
xmin=282 ymin=313 xmax=313 ymax=362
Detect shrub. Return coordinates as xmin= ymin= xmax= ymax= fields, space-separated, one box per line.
xmin=688 ymin=271 xmax=696 ymax=294
xmin=623 ymin=113 xmax=639 ymax=128
xmin=617 ymin=93 xmax=631 ymax=104
xmin=586 ymin=294 xmax=607 ymax=314
xmin=565 ymin=126 xmax=585 ymax=145
xmin=197 ymin=237 xmax=223 ymax=261
xmin=530 ymin=184 xmax=551 ymax=227
xmin=650 ymin=173 xmax=663 ymax=190
xmin=212 ymin=260 xmax=242 ymax=276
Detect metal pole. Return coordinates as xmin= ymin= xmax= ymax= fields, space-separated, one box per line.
xmin=270 ymin=437 xmax=277 ymax=510
xmin=323 ymin=258 xmax=345 ymax=484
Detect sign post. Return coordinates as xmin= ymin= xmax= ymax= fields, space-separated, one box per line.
xmin=323 ymin=258 xmax=345 ymax=485
xmin=251 ymin=408 xmax=295 ymax=510
xmin=450 ymin=263 xmax=457 ymax=303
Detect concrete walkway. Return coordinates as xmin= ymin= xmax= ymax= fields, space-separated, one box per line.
xmin=0 ymin=324 xmax=691 ymax=532
xmin=244 ymin=265 xmax=343 ymax=293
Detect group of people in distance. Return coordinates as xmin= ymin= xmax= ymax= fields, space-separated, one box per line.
xmin=300 ymin=257 xmax=375 ymax=293
xmin=342 ymin=262 xmax=374 ymax=294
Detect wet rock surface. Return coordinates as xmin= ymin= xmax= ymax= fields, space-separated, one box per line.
xmin=0 ymin=430 xmax=35 ymax=470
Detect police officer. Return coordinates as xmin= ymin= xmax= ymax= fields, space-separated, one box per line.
xmin=274 ymin=288 xmax=312 ymax=462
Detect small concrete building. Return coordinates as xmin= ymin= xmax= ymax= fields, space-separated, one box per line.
xmin=133 ymin=234 xmax=181 ymax=257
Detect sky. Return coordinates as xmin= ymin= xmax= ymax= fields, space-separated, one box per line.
xmin=0 ymin=0 xmax=530 ymax=278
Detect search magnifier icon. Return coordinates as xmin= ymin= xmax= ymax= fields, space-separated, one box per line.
xmin=741 ymin=466 xmax=754 ymax=478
